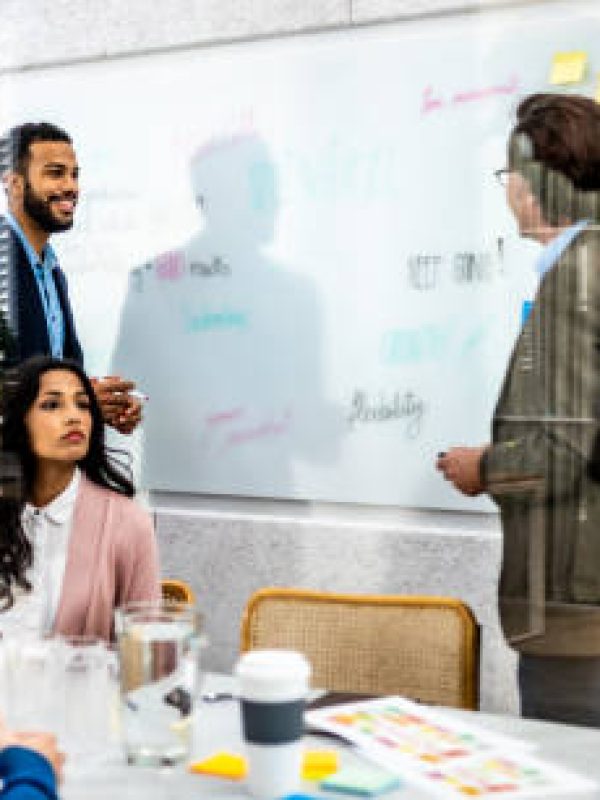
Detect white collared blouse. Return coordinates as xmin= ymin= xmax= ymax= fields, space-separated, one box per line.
xmin=1 ymin=468 xmax=81 ymax=636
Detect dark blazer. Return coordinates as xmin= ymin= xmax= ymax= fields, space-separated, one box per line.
xmin=0 ymin=217 xmax=83 ymax=367
xmin=482 ymin=227 xmax=600 ymax=655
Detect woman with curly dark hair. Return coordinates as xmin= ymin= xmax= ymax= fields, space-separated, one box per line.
xmin=0 ymin=356 xmax=160 ymax=641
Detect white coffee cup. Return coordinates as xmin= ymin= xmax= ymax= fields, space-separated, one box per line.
xmin=235 ymin=649 xmax=311 ymax=800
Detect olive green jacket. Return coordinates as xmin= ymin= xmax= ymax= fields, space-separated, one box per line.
xmin=482 ymin=227 xmax=600 ymax=655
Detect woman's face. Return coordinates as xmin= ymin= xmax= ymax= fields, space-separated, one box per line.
xmin=24 ymin=369 xmax=93 ymax=465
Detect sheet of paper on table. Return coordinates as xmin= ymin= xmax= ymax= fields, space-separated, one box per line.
xmin=305 ymin=696 xmax=596 ymax=798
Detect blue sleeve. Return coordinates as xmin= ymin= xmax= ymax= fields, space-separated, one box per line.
xmin=0 ymin=747 xmax=58 ymax=800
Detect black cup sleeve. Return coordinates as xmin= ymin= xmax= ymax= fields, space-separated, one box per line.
xmin=241 ymin=699 xmax=304 ymax=744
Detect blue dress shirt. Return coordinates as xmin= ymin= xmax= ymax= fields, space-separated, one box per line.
xmin=522 ymin=220 xmax=590 ymax=326
xmin=535 ymin=219 xmax=590 ymax=278
xmin=4 ymin=212 xmax=65 ymax=358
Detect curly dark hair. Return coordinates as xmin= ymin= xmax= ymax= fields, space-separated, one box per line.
xmin=0 ymin=356 xmax=135 ymax=609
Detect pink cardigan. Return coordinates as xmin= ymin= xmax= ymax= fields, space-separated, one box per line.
xmin=52 ymin=473 xmax=161 ymax=641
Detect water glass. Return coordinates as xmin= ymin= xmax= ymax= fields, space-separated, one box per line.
xmin=0 ymin=634 xmax=116 ymax=768
xmin=114 ymin=600 xmax=201 ymax=766
xmin=1 ymin=636 xmax=61 ymax=730
xmin=57 ymin=636 xmax=116 ymax=757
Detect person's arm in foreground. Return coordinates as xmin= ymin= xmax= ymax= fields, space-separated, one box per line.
xmin=0 ymin=730 xmax=64 ymax=800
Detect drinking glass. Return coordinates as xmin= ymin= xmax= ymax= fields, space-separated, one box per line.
xmin=114 ymin=600 xmax=201 ymax=766
xmin=56 ymin=636 xmax=116 ymax=758
xmin=1 ymin=636 xmax=61 ymax=730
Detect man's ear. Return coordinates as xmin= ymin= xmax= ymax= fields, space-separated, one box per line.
xmin=2 ymin=169 xmax=23 ymax=200
xmin=515 ymin=177 xmax=546 ymax=237
xmin=523 ymin=192 xmax=546 ymax=233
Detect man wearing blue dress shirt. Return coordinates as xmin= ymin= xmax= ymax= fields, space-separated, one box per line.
xmin=0 ymin=122 xmax=140 ymax=433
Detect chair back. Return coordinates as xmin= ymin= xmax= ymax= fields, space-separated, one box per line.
xmin=161 ymin=578 xmax=195 ymax=605
xmin=240 ymin=588 xmax=479 ymax=709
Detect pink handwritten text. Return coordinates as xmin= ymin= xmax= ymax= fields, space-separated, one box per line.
xmin=205 ymin=407 xmax=244 ymax=426
xmin=421 ymin=75 xmax=519 ymax=115
xmin=202 ymin=407 xmax=292 ymax=452
xmin=155 ymin=250 xmax=185 ymax=281
xmin=453 ymin=74 xmax=519 ymax=105
xmin=421 ymin=86 xmax=444 ymax=114
xmin=226 ymin=412 xmax=291 ymax=447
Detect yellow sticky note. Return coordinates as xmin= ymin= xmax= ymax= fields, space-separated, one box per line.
xmin=302 ymin=749 xmax=340 ymax=781
xmin=549 ymin=51 xmax=587 ymax=85
xmin=189 ymin=751 xmax=248 ymax=779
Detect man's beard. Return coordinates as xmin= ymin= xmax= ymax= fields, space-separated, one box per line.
xmin=23 ymin=178 xmax=75 ymax=233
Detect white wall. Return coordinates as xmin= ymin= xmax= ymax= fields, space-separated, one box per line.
xmin=1 ymin=0 xmax=560 ymax=71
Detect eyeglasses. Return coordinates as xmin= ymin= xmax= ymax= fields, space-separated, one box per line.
xmin=494 ymin=168 xmax=512 ymax=187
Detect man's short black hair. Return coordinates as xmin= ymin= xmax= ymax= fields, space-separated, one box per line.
xmin=0 ymin=122 xmax=72 ymax=175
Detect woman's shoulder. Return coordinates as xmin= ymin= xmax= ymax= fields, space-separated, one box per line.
xmin=77 ymin=473 xmax=152 ymax=532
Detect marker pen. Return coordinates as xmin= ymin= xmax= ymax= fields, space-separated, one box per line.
xmin=128 ymin=390 xmax=149 ymax=402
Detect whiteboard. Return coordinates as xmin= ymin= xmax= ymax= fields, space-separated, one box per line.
xmin=1 ymin=0 xmax=599 ymax=510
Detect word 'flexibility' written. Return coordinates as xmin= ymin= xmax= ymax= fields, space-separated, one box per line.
xmin=348 ymin=390 xmax=425 ymax=438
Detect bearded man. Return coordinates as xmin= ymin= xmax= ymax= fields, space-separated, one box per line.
xmin=0 ymin=122 xmax=140 ymax=433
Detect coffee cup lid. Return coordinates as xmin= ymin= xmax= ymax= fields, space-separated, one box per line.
xmin=236 ymin=649 xmax=311 ymax=702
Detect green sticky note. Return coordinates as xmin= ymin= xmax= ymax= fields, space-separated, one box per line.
xmin=320 ymin=766 xmax=401 ymax=796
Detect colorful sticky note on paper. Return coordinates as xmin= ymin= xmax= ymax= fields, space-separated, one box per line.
xmin=188 ymin=751 xmax=248 ymax=779
xmin=320 ymin=765 xmax=401 ymax=796
xmin=302 ymin=749 xmax=340 ymax=780
xmin=549 ymin=51 xmax=587 ymax=85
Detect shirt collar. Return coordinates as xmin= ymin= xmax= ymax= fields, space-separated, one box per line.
xmin=4 ymin=211 xmax=58 ymax=272
xmin=535 ymin=219 xmax=590 ymax=278
xmin=23 ymin=468 xmax=81 ymax=527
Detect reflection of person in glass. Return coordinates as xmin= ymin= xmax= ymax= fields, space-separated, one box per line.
xmin=437 ymin=94 xmax=600 ymax=726
xmin=112 ymin=134 xmax=334 ymax=497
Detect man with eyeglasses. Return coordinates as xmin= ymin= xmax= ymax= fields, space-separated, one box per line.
xmin=437 ymin=93 xmax=600 ymax=726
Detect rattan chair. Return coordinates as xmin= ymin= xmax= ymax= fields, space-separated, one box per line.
xmin=161 ymin=578 xmax=195 ymax=605
xmin=240 ymin=588 xmax=479 ymax=709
